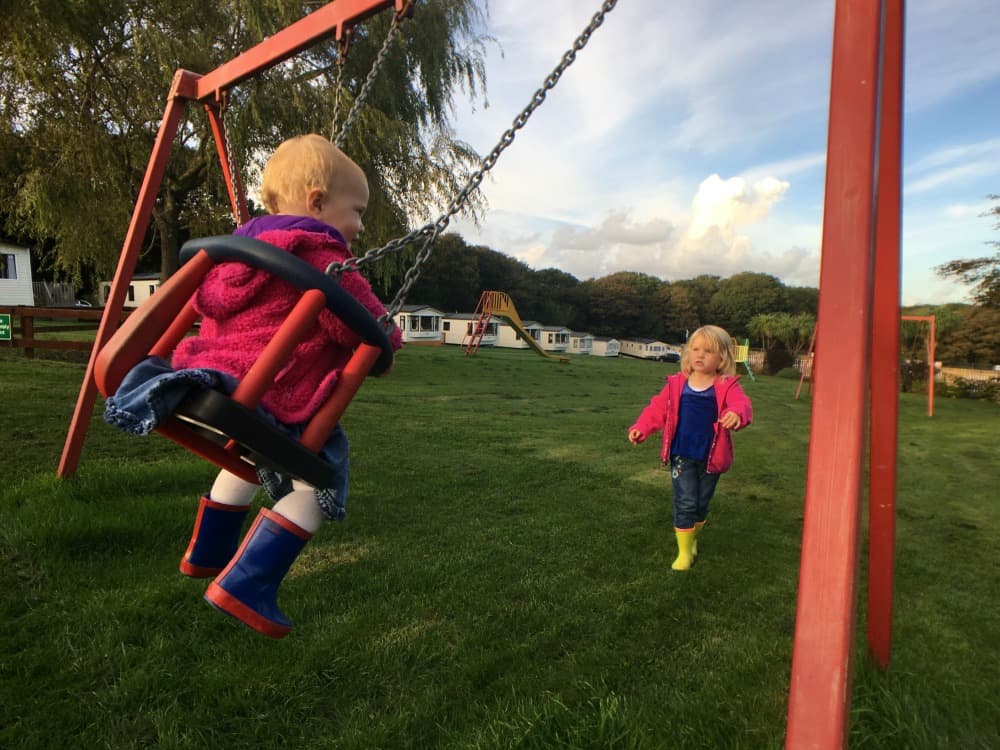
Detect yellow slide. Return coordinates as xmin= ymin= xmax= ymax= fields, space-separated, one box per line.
xmin=474 ymin=291 xmax=570 ymax=363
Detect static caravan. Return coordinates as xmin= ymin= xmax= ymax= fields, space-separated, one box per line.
xmin=441 ymin=313 xmax=499 ymax=347
xmin=591 ymin=336 xmax=620 ymax=357
xmin=568 ymin=331 xmax=593 ymax=355
xmin=0 ymin=244 xmax=35 ymax=306
xmin=100 ymin=273 xmax=161 ymax=309
xmin=620 ymin=338 xmax=676 ymax=361
xmin=394 ymin=304 xmax=443 ymax=344
xmin=496 ymin=319 xmax=542 ymax=350
xmin=538 ymin=325 xmax=571 ymax=353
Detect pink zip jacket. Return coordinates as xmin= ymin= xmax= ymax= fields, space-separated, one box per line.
xmin=172 ymin=225 xmax=402 ymax=424
xmin=629 ymin=371 xmax=753 ymax=473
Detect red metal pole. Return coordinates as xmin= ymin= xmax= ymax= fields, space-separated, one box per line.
xmin=194 ymin=0 xmax=406 ymax=101
xmin=204 ymin=99 xmax=250 ymax=226
xmin=867 ymin=0 xmax=905 ymax=672
xmin=58 ymin=71 xmax=195 ymax=478
xmin=927 ymin=316 xmax=935 ymax=416
xmin=785 ymin=1 xmax=883 ymax=747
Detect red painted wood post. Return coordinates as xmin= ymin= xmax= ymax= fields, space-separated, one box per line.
xmin=57 ymin=74 xmax=194 ymax=478
xmin=785 ymin=0 xmax=883 ymax=747
xmin=867 ymin=0 xmax=905 ymax=673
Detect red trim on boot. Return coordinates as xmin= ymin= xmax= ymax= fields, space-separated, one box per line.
xmin=205 ymin=580 xmax=292 ymax=639
xmin=261 ymin=507 xmax=313 ymax=540
xmin=179 ymin=496 xmax=249 ymax=578
xmin=203 ymin=508 xmax=311 ymax=638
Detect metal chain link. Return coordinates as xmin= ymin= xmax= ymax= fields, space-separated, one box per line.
xmin=329 ymin=49 xmax=347 ymax=141
xmin=332 ymin=12 xmax=404 ymax=148
xmin=329 ymin=0 xmax=620 ymax=321
xmin=220 ymin=91 xmax=243 ymax=227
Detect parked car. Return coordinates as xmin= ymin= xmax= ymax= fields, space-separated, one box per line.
xmin=658 ymin=351 xmax=680 ymax=363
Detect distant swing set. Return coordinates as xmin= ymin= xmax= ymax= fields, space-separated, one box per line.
xmin=54 ymin=1 xmax=922 ymax=747
xmin=795 ymin=314 xmax=935 ymax=417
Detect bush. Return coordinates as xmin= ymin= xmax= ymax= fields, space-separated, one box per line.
xmin=763 ymin=347 xmax=794 ymax=375
xmin=939 ymin=376 xmax=1000 ymax=403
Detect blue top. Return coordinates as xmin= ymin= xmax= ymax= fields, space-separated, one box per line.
xmin=670 ymin=381 xmax=717 ymax=461
xmin=234 ymin=214 xmax=347 ymax=245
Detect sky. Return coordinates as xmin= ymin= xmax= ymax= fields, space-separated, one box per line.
xmin=439 ymin=0 xmax=1000 ymax=305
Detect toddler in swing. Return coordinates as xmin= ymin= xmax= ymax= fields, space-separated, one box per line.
xmin=627 ymin=325 xmax=752 ymax=570
xmin=105 ymin=134 xmax=402 ymax=637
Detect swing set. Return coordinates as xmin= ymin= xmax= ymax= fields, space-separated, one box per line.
xmin=55 ymin=1 xmax=920 ymax=747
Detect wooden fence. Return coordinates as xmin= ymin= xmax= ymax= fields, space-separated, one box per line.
xmin=0 ymin=306 xmax=130 ymax=358
xmin=939 ymin=366 xmax=1000 ymax=384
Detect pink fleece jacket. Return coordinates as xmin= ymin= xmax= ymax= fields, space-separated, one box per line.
xmin=172 ymin=228 xmax=402 ymax=424
xmin=629 ymin=371 xmax=753 ymax=473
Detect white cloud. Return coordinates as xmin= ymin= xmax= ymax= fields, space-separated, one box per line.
xmin=443 ymin=0 xmax=1000 ymax=305
xmin=687 ymin=174 xmax=790 ymax=240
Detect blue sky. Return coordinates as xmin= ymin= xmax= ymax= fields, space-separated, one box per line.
xmin=442 ymin=0 xmax=1000 ymax=305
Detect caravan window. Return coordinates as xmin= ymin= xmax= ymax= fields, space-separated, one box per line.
xmin=0 ymin=253 xmax=15 ymax=280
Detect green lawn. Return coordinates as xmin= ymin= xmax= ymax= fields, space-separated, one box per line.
xmin=1 ymin=346 xmax=997 ymax=749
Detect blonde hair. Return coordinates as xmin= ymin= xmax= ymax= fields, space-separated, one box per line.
xmin=259 ymin=134 xmax=358 ymax=214
xmin=681 ymin=325 xmax=737 ymax=376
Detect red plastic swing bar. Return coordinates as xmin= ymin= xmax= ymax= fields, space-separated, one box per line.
xmin=59 ymin=0 xmax=411 ymax=480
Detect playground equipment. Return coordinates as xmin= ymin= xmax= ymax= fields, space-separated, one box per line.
xmin=93 ymin=236 xmax=394 ymax=486
xmin=59 ymin=0 xmax=615 ymax=482
xmin=901 ymin=314 xmax=936 ymax=417
xmin=796 ymin=315 xmax=935 ymax=417
xmin=786 ymin=1 xmax=908 ymax=746
xmin=52 ymin=0 xmax=925 ymax=745
xmin=465 ymin=290 xmax=570 ymax=363
xmin=732 ymin=338 xmax=756 ymax=381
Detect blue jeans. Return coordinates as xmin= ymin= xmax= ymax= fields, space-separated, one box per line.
xmin=669 ymin=456 xmax=720 ymax=529
xmin=104 ymin=355 xmax=350 ymax=521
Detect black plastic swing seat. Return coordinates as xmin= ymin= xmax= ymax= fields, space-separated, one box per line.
xmin=95 ymin=234 xmax=394 ymax=488
xmin=171 ymin=387 xmax=340 ymax=487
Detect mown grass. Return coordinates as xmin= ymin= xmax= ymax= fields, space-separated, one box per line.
xmin=1 ymin=346 xmax=997 ymax=749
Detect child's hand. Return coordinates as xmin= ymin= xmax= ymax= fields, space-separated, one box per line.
xmin=719 ymin=411 xmax=741 ymax=430
xmin=628 ymin=429 xmax=644 ymax=444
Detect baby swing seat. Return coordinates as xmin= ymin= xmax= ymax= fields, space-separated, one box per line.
xmin=94 ymin=235 xmax=394 ymax=487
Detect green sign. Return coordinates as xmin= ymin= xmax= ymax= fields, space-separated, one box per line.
xmin=0 ymin=313 xmax=10 ymax=341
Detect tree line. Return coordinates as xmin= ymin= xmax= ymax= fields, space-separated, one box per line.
xmin=2 ymin=4 xmax=997 ymax=368
xmin=386 ymin=232 xmax=819 ymax=349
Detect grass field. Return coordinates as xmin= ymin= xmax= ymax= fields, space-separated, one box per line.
xmin=2 ymin=346 xmax=998 ymax=749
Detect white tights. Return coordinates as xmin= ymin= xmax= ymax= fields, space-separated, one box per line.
xmin=208 ymin=470 xmax=325 ymax=534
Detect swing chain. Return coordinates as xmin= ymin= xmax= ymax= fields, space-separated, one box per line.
xmin=329 ymin=37 xmax=348 ymax=141
xmin=332 ymin=8 xmax=406 ymax=147
xmin=219 ymin=90 xmax=243 ymax=227
xmin=327 ymin=0 xmax=619 ymax=319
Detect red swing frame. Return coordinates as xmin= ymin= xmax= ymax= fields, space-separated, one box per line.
xmin=58 ymin=0 xmax=919 ymax=745
xmin=59 ymin=0 xmax=411 ymax=482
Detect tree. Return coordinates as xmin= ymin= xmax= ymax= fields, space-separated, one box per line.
xmin=935 ymin=306 xmax=1000 ymax=367
xmin=580 ymin=272 xmax=663 ymax=338
xmin=0 ymin=1 xmax=490 ymax=288
xmin=785 ymin=285 xmax=819 ymax=315
xmin=748 ymin=311 xmax=815 ymax=374
xmin=709 ymin=272 xmax=787 ymax=338
xmin=391 ymin=232 xmax=480 ymax=313
xmin=935 ymin=195 xmax=1000 ymax=308
xmin=673 ymin=275 xmax=720 ymax=327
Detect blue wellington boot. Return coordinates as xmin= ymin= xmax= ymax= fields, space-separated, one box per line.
xmin=179 ymin=496 xmax=250 ymax=578
xmin=204 ymin=508 xmax=311 ymax=639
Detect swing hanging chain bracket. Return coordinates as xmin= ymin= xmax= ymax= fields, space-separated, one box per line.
xmin=327 ymin=0 xmax=619 ymax=319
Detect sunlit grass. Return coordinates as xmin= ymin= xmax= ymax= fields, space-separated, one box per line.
xmin=1 ymin=347 xmax=997 ymax=749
